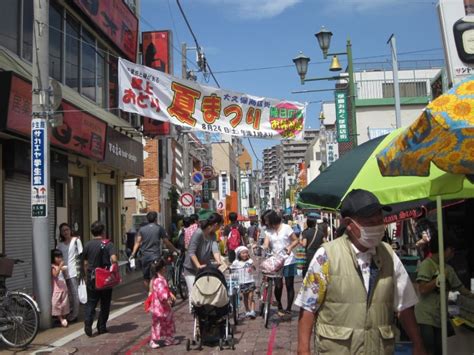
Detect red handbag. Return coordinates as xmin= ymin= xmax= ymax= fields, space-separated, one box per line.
xmin=93 ymin=241 xmax=121 ymax=290
xmin=144 ymin=294 xmax=153 ymax=312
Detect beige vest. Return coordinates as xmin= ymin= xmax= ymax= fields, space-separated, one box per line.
xmin=316 ymin=236 xmax=395 ymax=355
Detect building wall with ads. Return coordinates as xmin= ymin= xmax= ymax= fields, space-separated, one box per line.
xmin=0 ymin=0 xmax=144 ymax=290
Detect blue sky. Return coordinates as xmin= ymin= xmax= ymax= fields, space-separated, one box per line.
xmin=140 ymin=0 xmax=443 ymax=168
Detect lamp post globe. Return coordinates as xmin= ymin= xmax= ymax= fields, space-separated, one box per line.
xmin=293 ymin=52 xmax=310 ymax=84
xmin=315 ymin=26 xmax=333 ymax=59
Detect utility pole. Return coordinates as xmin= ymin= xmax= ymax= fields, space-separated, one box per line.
xmin=181 ymin=43 xmax=191 ymax=193
xmin=32 ymin=0 xmax=51 ymax=329
xmin=388 ymin=34 xmax=402 ymax=128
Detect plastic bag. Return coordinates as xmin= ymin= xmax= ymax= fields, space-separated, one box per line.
xmin=78 ymin=279 xmax=87 ymax=304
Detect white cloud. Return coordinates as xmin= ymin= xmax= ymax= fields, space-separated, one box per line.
xmin=201 ymin=0 xmax=302 ymax=19
xmin=324 ymin=0 xmax=408 ymax=13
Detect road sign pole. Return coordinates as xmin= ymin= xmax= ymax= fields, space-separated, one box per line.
xmin=32 ymin=0 xmax=51 ymax=329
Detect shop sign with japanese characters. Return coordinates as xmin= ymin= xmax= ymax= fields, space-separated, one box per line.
xmin=334 ymin=90 xmax=350 ymax=143
xmin=118 ymin=58 xmax=306 ymax=139
xmin=31 ymin=119 xmax=48 ymax=218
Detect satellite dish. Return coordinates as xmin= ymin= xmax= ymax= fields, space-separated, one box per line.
xmin=49 ymin=79 xmax=63 ymax=111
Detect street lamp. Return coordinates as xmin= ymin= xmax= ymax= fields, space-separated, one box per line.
xmin=292 ymin=26 xmax=358 ymax=147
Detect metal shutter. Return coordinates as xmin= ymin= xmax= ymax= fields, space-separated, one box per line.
xmin=5 ymin=174 xmax=55 ymax=293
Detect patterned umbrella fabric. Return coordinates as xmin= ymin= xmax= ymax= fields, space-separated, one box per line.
xmin=377 ymin=76 xmax=474 ymax=177
xmin=298 ymin=129 xmax=474 ymax=211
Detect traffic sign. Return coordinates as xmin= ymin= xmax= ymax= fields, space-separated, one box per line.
xmin=217 ymin=200 xmax=225 ymax=211
xmin=179 ymin=192 xmax=194 ymax=207
xmin=31 ymin=119 xmax=48 ymax=218
xmin=201 ymin=165 xmax=214 ymax=180
xmin=191 ymin=171 xmax=204 ymax=185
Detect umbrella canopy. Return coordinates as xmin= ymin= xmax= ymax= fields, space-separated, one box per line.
xmin=377 ymin=76 xmax=474 ymax=177
xmin=375 ymin=77 xmax=474 ymax=355
xmin=298 ymin=129 xmax=474 ymax=211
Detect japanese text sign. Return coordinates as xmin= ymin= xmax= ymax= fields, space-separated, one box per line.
xmin=118 ymin=58 xmax=306 ymax=139
xmin=335 ymin=90 xmax=350 ymax=143
xmin=73 ymin=0 xmax=138 ymax=61
xmin=31 ymin=119 xmax=48 ymax=218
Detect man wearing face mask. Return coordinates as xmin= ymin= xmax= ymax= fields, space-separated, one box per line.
xmin=295 ymin=189 xmax=427 ymax=355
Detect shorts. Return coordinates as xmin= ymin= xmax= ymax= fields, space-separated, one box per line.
xmin=240 ymin=282 xmax=256 ymax=294
xmin=283 ymin=264 xmax=297 ymax=278
xmin=141 ymin=254 xmax=158 ymax=281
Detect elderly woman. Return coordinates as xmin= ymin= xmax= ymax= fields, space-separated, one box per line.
xmin=262 ymin=210 xmax=299 ymax=317
xmin=183 ymin=212 xmax=224 ymax=311
xmin=57 ymin=223 xmax=83 ymax=322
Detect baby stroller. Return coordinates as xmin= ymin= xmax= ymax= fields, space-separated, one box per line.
xmin=186 ymin=266 xmax=235 ymax=351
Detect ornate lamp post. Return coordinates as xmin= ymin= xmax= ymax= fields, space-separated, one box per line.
xmin=293 ymin=26 xmax=358 ymax=147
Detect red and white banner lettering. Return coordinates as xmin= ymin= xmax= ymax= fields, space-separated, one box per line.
xmin=118 ymin=58 xmax=306 ymax=139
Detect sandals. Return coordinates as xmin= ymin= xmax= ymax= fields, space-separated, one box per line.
xmin=60 ymin=319 xmax=68 ymax=327
xmin=164 ymin=337 xmax=179 ymax=346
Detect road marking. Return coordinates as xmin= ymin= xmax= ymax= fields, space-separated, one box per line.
xmin=267 ymin=324 xmax=277 ymax=355
xmin=125 ymin=335 xmax=151 ymax=355
xmin=32 ymin=301 xmax=142 ymax=354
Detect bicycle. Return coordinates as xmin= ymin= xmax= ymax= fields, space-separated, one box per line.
xmin=256 ymin=248 xmax=284 ymax=329
xmin=162 ymin=250 xmax=188 ymax=300
xmin=226 ymin=268 xmax=241 ymax=326
xmin=0 ymin=256 xmax=40 ymax=348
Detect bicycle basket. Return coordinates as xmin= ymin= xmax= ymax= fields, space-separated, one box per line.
xmin=0 ymin=257 xmax=15 ymax=277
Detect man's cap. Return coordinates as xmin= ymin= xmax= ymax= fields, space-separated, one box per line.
xmin=340 ymin=189 xmax=391 ymax=218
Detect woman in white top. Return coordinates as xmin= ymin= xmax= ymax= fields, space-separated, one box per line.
xmin=262 ymin=210 xmax=299 ymax=317
xmin=57 ymin=223 xmax=83 ymax=322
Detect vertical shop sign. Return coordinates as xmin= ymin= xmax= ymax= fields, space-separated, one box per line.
xmin=335 ymin=90 xmax=350 ymax=142
xmin=31 ymin=119 xmax=48 ymax=217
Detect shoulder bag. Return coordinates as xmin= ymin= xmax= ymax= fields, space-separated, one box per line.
xmin=93 ymin=241 xmax=121 ymax=290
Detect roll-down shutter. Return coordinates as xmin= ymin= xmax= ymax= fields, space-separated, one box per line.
xmin=5 ymin=174 xmax=55 ymax=293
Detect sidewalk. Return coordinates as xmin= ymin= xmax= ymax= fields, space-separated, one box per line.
xmin=0 ymin=270 xmax=145 ymax=355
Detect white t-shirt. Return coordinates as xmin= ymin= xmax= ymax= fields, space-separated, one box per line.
xmin=58 ymin=237 xmax=83 ymax=279
xmin=265 ymin=223 xmax=296 ymax=266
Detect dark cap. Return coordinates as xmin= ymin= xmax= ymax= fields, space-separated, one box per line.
xmin=340 ymin=189 xmax=391 ymax=218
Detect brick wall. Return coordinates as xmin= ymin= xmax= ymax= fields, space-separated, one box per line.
xmin=140 ymin=138 xmax=160 ymax=212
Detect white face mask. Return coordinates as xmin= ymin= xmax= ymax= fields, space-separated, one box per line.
xmin=350 ymin=219 xmax=385 ymax=248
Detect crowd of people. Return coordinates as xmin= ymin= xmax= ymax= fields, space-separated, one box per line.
xmin=48 ymin=188 xmax=474 ymax=353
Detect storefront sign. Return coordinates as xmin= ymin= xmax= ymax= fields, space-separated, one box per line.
xmin=31 ymin=119 xmax=48 ymax=218
xmin=103 ymin=128 xmax=144 ymax=176
xmin=335 ymin=90 xmax=349 ymax=143
xmin=1 ymin=73 xmax=107 ymax=160
xmin=142 ymin=30 xmax=171 ymax=74
xmin=73 ymin=0 xmax=138 ymax=61
xmin=118 ymin=58 xmax=306 ymax=139
xmin=219 ymin=173 xmax=229 ymax=201
xmin=143 ymin=118 xmax=171 ymax=136
xmin=383 ymin=207 xmax=425 ymax=224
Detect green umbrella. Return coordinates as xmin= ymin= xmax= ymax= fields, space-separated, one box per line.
xmin=298 ymin=128 xmax=474 ymax=210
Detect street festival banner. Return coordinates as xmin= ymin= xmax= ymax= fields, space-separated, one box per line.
xmin=118 ymin=58 xmax=306 ymax=139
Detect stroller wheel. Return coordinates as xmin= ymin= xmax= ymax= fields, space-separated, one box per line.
xmin=186 ymin=339 xmax=191 ymax=351
xmin=229 ymin=338 xmax=235 ymax=350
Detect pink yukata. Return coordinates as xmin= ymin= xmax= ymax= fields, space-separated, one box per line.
xmin=150 ymin=274 xmax=175 ymax=342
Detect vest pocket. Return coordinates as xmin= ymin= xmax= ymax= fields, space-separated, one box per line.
xmin=378 ymin=325 xmax=395 ymax=354
xmin=316 ymin=324 xmax=353 ymax=354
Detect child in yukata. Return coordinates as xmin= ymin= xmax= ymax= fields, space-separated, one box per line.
xmin=148 ymin=258 xmax=178 ymax=349
xmin=231 ymin=246 xmax=257 ymax=319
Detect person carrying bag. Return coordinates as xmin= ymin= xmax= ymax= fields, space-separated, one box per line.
xmin=82 ymin=221 xmax=118 ymax=337
xmin=300 ymin=219 xmax=325 ymax=278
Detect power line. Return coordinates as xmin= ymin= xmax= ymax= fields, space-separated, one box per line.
xmin=247 ymin=137 xmax=263 ymax=163
xmin=167 ymin=0 xmax=181 ymax=46
xmin=175 ymin=0 xmax=220 ymax=88
xmin=213 ymin=48 xmax=443 ymax=74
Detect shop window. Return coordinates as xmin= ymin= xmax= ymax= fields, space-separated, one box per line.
xmin=55 ymin=181 xmax=66 ymax=208
xmin=97 ymin=44 xmax=106 ymax=107
xmin=22 ymin=0 xmax=33 ymax=62
xmin=68 ymin=176 xmax=84 ymax=238
xmin=49 ymin=4 xmax=63 ymax=81
xmin=66 ymin=15 xmax=80 ymax=91
xmin=81 ymin=28 xmax=96 ymax=101
xmin=97 ymin=183 xmax=114 ymax=238
xmin=0 ymin=0 xmax=19 ymax=54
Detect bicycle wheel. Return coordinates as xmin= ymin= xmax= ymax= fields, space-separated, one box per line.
xmin=0 ymin=292 xmax=39 ymax=348
xmin=263 ymin=278 xmax=273 ymax=329
xmin=176 ymin=265 xmax=189 ymax=300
